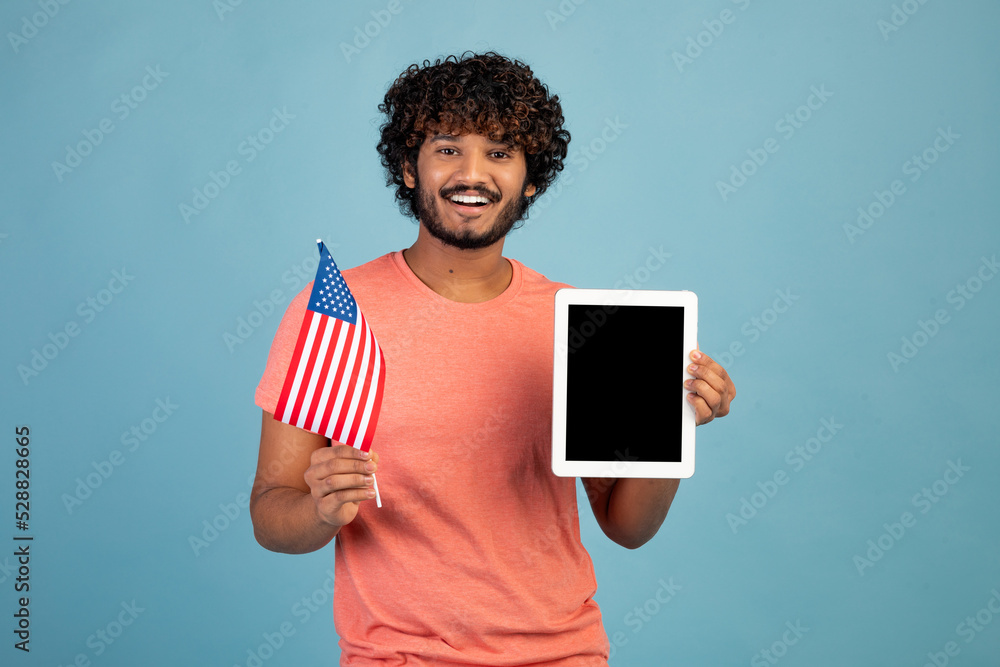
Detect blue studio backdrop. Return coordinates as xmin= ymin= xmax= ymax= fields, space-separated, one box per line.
xmin=2 ymin=1 xmax=999 ymax=665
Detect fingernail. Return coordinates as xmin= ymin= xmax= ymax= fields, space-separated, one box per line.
xmin=366 ymin=488 xmax=376 ymax=498
xmin=365 ymin=460 xmax=376 ymax=472
xmin=360 ymin=450 xmax=370 ymax=459
xmin=692 ymin=350 xmax=703 ymax=360
xmin=365 ymin=475 xmax=374 ymax=485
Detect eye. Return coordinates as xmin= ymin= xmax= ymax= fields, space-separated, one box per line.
xmin=490 ymin=150 xmax=510 ymax=159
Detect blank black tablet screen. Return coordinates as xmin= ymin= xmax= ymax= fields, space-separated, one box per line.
xmin=564 ymin=304 xmax=684 ymax=462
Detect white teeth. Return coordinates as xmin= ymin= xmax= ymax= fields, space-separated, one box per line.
xmin=449 ymin=194 xmax=490 ymax=205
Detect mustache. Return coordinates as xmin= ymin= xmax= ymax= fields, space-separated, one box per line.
xmin=440 ymin=186 xmax=501 ymax=203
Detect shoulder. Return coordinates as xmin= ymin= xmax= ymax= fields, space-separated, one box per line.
xmin=509 ymin=257 xmax=574 ymax=295
xmin=341 ymin=252 xmax=396 ymax=281
xmin=340 ymin=252 xmax=405 ymax=298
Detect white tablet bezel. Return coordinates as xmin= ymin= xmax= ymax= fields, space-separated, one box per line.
xmin=551 ymin=288 xmax=698 ymax=479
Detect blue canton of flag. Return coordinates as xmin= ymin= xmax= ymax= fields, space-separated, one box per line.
xmin=310 ymin=248 xmax=357 ymax=325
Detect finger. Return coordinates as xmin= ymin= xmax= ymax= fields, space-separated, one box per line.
xmin=687 ymin=362 xmax=727 ymax=397
xmin=690 ymin=349 xmax=730 ymax=380
xmin=311 ymin=469 xmax=377 ymax=497
xmin=688 ymin=352 xmax=735 ymax=402
xmin=306 ymin=445 xmax=378 ymax=479
xmin=687 ymin=364 xmax=732 ymax=418
xmin=317 ymin=485 xmax=378 ymax=509
xmin=685 ymin=377 xmax=722 ymax=413
xmin=311 ymin=445 xmax=377 ymax=473
xmin=687 ymin=392 xmax=715 ymax=426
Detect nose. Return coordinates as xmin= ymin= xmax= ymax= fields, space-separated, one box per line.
xmin=453 ymin=150 xmax=488 ymax=186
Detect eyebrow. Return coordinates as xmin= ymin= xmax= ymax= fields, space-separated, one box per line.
xmin=428 ymin=134 xmax=520 ymax=151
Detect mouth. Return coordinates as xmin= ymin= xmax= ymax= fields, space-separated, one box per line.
xmin=444 ymin=191 xmax=496 ymax=214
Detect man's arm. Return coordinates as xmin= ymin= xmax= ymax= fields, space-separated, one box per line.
xmin=581 ymin=477 xmax=679 ymax=549
xmin=582 ymin=349 xmax=735 ymax=549
xmin=250 ymin=411 xmax=379 ymax=554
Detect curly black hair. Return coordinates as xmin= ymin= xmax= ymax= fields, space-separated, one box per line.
xmin=376 ymin=51 xmax=570 ymax=221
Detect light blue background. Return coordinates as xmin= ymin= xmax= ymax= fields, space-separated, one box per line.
xmin=2 ymin=0 xmax=998 ymax=665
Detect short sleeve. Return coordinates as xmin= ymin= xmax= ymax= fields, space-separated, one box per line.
xmin=253 ymin=282 xmax=312 ymax=414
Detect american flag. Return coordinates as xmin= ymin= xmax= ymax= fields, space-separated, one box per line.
xmin=273 ymin=241 xmax=386 ymax=453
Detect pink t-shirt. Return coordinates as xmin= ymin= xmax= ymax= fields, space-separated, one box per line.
xmin=256 ymin=251 xmax=609 ymax=665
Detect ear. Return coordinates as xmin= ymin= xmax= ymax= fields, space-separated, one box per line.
xmin=402 ymin=160 xmax=416 ymax=189
xmin=523 ymin=183 xmax=537 ymax=198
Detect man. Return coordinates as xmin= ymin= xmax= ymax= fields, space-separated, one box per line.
xmin=251 ymin=52 xmax=735 ymax=665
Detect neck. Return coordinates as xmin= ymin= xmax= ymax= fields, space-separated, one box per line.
xmin=402 ymin=226 xmax=512 ymax=303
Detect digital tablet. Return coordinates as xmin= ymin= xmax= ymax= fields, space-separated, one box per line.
xmin=551 ymin=288 xmax=698 ymax=479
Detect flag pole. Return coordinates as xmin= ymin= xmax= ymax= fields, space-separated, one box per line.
xmin=373 ymin=474 xmax=382 ymax=508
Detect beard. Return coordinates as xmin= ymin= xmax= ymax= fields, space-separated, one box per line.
xmin=412 ymin=173 xmax=530 ymax=251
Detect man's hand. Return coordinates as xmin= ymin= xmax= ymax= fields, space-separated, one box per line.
xmin=684 ymin=349 xmax=736 ymax=425
xmin=251 ymin=411 xmax=380 ymax=554
xmin=305 ymin=445 xmax=380 ymax=529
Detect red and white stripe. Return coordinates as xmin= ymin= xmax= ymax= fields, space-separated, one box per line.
xmin=274 ymin=308 xmax=385 ymax=451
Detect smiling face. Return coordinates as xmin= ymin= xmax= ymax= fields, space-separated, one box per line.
xmin=403 ymin=133 xmax=538 ymax=251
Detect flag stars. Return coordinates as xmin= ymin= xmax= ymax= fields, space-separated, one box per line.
xmin=307 ymin=252 xmax=358 ymax=324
